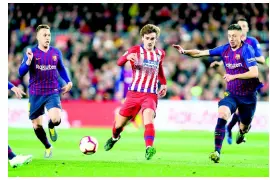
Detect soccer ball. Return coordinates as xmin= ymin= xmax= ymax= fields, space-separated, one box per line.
xmin=79 ymin=136 xmax=98 ymax=155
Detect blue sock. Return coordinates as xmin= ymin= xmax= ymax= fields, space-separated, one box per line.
xmin=214 ymin=118 xmax=227 ymax=153
xmin=8 ymin=146 xmax=16 ymax=160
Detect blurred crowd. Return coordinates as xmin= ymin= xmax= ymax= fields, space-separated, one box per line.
xmin=8 ymin=3 xmax=269 ymax=101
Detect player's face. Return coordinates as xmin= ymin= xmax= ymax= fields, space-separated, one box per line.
xmin=228 ymin=30 xmax=242 ymax=49
xmin=142 ymin=33 xmax=157 ymax=51
xmin=37 ymin=28 xmax=51 ymax=49
xmin=237 ymin=21 xmax=249 ymax=36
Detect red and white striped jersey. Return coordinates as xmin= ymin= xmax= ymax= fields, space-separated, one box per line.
xmin=117 ymin=45 xmax=166 ymax=94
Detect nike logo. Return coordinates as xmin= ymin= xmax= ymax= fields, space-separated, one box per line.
xmin=36 ymin=58 xmax=41 ymax=60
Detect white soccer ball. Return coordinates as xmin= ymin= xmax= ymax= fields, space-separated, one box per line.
xmin=79 ymin=136 xmax=98 ymax=155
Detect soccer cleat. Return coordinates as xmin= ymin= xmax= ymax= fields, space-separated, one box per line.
xmin=9 ymin=154 xmax=32 ymax=168
xmin=44 ymin=146 xmax=53 ymax=158
xmin=209 ymin=151 xmax=220 ymax=163
xmin=226 ymin=126 xmax=233 ymax=145
xmin=104 ymin=135 xmax=121 ymax=151
xmin=145 ymin=146 xmax=156 ymax=160
xmin=236 ymin=131 xmax=246 ymax=144
xmin=48 ymin=126 xmax=58 ymax=142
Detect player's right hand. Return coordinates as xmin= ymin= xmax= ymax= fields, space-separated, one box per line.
xmin=127 ymin=53 xmax=138 ymax=62
xmin=172 ymin=44 xmax=185 ymax=54
xmin=26 ymin=48 xmax=33 ymax=65
xmin=210 ymin=61 xmax=223 ymax=68
xmin=11 ymin=86 xmax=26 ymax=99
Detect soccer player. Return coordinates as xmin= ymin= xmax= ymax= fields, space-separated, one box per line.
xmin=8 ymin=82 xmax=32 ymax=168
xmin=173 ymin=24 xmax=262 ymax=163
xmin=210 ymin=18 xmax=265 ymax=145
xmin=104 ymin=24 xmax=167 ymax=160
xmin=19 ymin=24 xmax=73 ymax=158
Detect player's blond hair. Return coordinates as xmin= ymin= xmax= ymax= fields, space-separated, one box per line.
xmin=140 ymin=24 xmax=160 ymax=38
xmin=36 ymin=24 xmax=50 ymax=32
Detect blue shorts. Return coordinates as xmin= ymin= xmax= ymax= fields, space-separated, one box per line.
xmin=218 ymin=91 xmax=257 ymax=126
xmin=29 ymin=94 xmax=61 ymax=120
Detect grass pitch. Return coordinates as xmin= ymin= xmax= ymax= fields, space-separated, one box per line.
xmin=8 ymin=128 xmax=268 ymax=177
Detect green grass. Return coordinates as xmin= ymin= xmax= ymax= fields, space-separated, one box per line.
xmin=8 ymin=128 xmax=269 ymax=177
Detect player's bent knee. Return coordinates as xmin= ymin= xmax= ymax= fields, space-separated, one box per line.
xmin=218 ymin=112 xmax=230 ymax=120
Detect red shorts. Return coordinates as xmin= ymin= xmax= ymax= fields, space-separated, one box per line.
xmin=119 ymin=91 xmax=158 ymax=118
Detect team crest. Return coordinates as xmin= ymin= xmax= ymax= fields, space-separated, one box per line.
xmin=235 ymin=54 xmax=240 ymax=60
xmin=52 ymin=55 xmax=57 ymax=61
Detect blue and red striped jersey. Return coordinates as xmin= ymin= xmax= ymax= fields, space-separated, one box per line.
xmin=19 ymin=45 xmax=71 ymax=95
xmin=209 ymin=42 xmax=261 ymax=96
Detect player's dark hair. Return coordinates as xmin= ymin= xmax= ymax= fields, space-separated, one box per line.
xmin=140 ymin=24 xmax=160 ymax=38
xmin=36 ymin=24 xmax=50 ymax=32
xmin=228 ymin=24 xmax=242 ymax=31
xmin=237 ymin=18 xmax=247 ymax=22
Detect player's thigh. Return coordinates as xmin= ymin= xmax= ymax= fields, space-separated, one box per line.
xmin=218 ymin=95 xmax=237 ymax=120
xmin=141 ymin=94 xmax=157 ymax=124
xmin=29 ymin=95 xmax=46 ymax=120
xmin=45 ymin=94 xmax=62 ymax=121
xmin=119 ymin=96 xmax=141 ymax=118
xmin=238 ymin=103 xmax=257 ymax=126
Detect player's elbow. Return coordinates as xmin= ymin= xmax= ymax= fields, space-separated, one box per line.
xmin=252 ymin=70 xmax=259 ymax=78
xmin=257 ymin=57 xmax=265 ymax=64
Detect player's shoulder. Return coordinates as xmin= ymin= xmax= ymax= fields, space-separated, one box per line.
xmin=155 ymin=48 xmax=165 ymax=56
xmin=246 ymin=36 xmax=259 ymax=43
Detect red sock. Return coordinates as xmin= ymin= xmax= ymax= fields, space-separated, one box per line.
xmin=112 ymin=122 xmax=123 ymax=139
xmin=144 ymin=124 xmax=155 ymax=147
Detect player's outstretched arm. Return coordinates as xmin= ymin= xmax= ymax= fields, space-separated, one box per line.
xmin=172 ymin=44 xmax=210 ymax=58
xmin=8 ymin=81 xmax=26 ymax=99
xmin=18 ymin=48 xmax=33 ymax=77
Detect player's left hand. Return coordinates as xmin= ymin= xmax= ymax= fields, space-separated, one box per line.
xmin=158 ymin=85 xmax=167 ymax=98
xmin=223 ymin=74 xmax=236 ymax=82
xmin=62 ymin=82 xmax=73 ymax=94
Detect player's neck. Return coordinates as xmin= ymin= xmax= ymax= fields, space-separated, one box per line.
xmin=231 ymin=42 xmax=243 ymax=51
xmin=38 ymin=45 xmax=50 ymax=52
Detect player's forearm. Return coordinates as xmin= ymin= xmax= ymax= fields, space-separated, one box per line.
xmin=256 ymin=56 xmax=265 ymax=64
xmin=8 ymin=81 xmax=14 ymax=90
xmin=18 ymin=63 xmax=30 ymax=77
xmin=234 ymin=69 xmax=258 ymax=79
xmin=183 ymin=50 xmax=206 ymax=58
xmin=117 ymin=56 xmax=128 ymax=66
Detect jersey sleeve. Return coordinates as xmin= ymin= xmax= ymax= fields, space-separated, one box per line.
xmin=158 ymin=50 xmax=167 ymax=85
xmin=209 ymin=45 xmax=225 ymax=56
xmin=251 ymin=38 xmax=263 ymax=57
xmin=8 ymin=81 xmax=14 ymax=90
xmin=57 ymin=49 xmax=71 ymax=83
xmin=117 ymin=46 xmax=139 ymax=66
xmin=18 ymin=52 xmax=30 ymax=77
xmin=243 ymin=45 xmax=257 ymax=67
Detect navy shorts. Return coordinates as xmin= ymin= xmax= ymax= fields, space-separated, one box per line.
xmin=218 ymin=91 xmax=257 ymax=126
xmin=29 ymin=93 xmax=61 ymax=120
